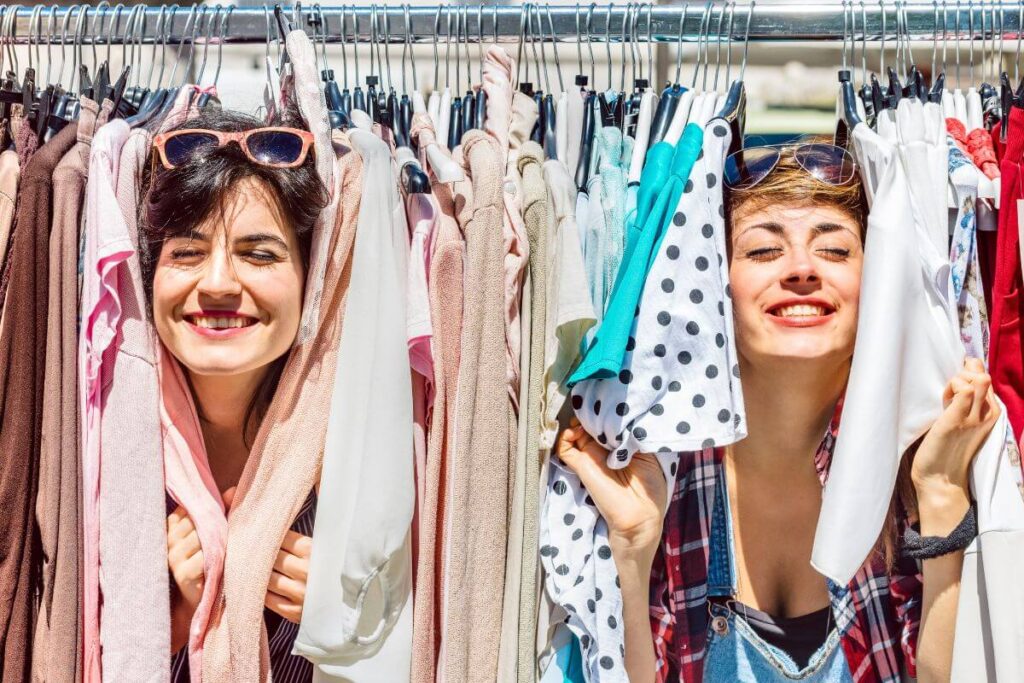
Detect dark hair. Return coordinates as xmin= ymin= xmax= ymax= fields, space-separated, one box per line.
xmin=140 ymin=108 xmax=329 ymax=447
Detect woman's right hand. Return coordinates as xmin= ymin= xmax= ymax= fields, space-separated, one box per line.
xmin=556 ymin=419 xmax=668 ymax=559
xmin=167 ymin=503 xmax=206 ymax=611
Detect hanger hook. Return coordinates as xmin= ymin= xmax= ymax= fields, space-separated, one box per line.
xmin=619 ymin=3 xmax=630 ymax=94
xmin=167 ymin=3 xmax=196 ymax=88
xmin=196 ymin=4 xmax=218 ymax=86
xmin=463 ymin=4 xmax=472 ymax=93
xmin=27 ymin=5 xmax=41 ymax=73
xmin=968 ymin=0 xmax=975 ymax=85
xmin=725 ymin=1 xmax=737 ymax=85
xmin=674 ymin=2 xmax=687 ymax=84
xmin=712 ymin=2 xmax=727 ymax=91
xmin=693 ymin=1 xmax=710 ymax=89
xmin=739 ymin=0 xmax=754 ymax=82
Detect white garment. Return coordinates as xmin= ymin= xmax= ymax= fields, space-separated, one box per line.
xmin=540 ymin=121 xmax=743 ymax=683
xmin=541 ymin=160 xmax=597 ymax=450
xmin=812 ymin=100 xmax=1024 ymax=590
xmin=294 ymin=128 xmax=414 ymax=680
xmin=556 ymin=91 xmax=570 ymax=165
xmin=287 ymin=30 xmax=337 ymax=347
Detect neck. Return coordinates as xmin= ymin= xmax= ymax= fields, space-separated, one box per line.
xmin=187 ymin=367 xmax=267 ymax=453
xmin=731 ymin=356 xmax=848 ymax=476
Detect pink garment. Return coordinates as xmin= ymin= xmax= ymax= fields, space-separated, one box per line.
xmin=80 ymin=119 xmax=133 ymax=683
xmin=407 ymin=192 xmax=437 ymax=382
xmin=483 ymin=45 xmax=528 ymax=416
xmin=158 ymin=347 xmax=228 ymax=679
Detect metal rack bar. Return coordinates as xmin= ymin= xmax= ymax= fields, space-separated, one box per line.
xmin=3 ymin=3 xmax=1024 ymax=46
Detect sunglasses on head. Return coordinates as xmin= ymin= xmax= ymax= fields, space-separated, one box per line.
xmin=723 ymin=143 xmax=857 ymax=190
xmin=152 ymin=127 xmax=316 ymax=170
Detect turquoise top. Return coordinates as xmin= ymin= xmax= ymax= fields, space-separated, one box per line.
xmin=568 ymin=122 xmax=704 ymax=384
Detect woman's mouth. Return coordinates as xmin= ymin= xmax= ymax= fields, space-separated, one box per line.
xmin=183 ymin=313 xmax=259 ymax=338
xmin=765 ymin=301 xmax=836 ymax=327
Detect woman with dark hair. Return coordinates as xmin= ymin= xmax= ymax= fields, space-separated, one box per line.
xmin=141 ymin=109 xmax=328 ymax=681
xmin=556 ymin=144 xmax=1000 ymax=683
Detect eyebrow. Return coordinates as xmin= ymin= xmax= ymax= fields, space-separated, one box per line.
xmin=172 ymin=230 xmax=289 ymax=250
xmin=740 ymin=221 xmax=857 ymax=238
xmin=233 ymin=233 xmax=289 ymax=250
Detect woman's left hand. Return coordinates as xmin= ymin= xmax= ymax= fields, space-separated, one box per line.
xmin=265 ymin=530 xmax=312 ymax=624
xmin=912 ymin=357 xmax=1001 ymax=530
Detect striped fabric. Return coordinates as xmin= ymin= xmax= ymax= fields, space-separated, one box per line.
xmin=170 ymin=491 xmax=317 ymax=682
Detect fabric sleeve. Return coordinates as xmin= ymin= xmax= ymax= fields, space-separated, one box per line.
xmin=888 ymin=543 xmax=922 ymax=677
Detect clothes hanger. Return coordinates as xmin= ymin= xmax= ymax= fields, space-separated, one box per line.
xmin=648 ymin=2 xmax=689 ymax=148
xmin=125 ymin=4 xmax=174 ymax=127
xmin=715 ymin=0 xmax=752 ymax=156
xmin=420 ymin=5 xmax=441 ymax=120
xmin=445 ymin=5 xmax=463 ymax=148
xmin=528 ymin=4 xmax=544 ymax=144
xmin=667 ymin=1 xmax=713 ymax=142
xmin=575 ymin=3 xmax=598 ymax=192
xmin=627 ymin=4 xmax=657 ymax=185
xmin=391 ymin=4 xmax=430 ymax=195
xmin=459 ymin=5 xmax=475 ymax=140
xmin=381 ymin=5 xmax=399 ymax=132
xmin=595 ymin=6 xmax=617 ymax=129
xmin=411 ymin=6 xmax=462 ymax=182
xmin=399 ymin=4 xmax=416 ymax=141
xmin=311 ymin=5 xmax=344 ymax=128
xmin=837 ymin=0 xmax=863 ymax=148
xmin=473 ymin=5 xmax=489 ymax=131
xmin=538 ymin=3 xmax=559 ymax=157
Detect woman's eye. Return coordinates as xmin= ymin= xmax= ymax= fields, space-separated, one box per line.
xmin=243 ymin=250 xmax=282 ymax=265
xmin=818 ymin=247 xmax=851 ymax=260
xmin=746 ymin=247 xmax=783 ymax=261
xmin=169 ymin=248 xmax=203 ymax=261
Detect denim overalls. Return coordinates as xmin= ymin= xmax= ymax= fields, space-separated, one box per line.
xmin=703 ymin=474 xmax=855 ymax=682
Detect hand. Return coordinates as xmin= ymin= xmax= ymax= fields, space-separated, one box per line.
xmin=912 ymin=358 xmax=1000 ymax=533
xmin=265 ymin=529 xmax=312 ymax=624
xmin=167 ymin=503 xmax=206 ymax=613
xmin=556 ymin=419 xmax=668 ymax=559
xmin=913 ymin=358 xmax=1001 ymax=494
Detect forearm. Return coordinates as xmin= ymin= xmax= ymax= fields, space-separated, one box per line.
xmin=611 ymin=541 xmax=658 ymax=683
xmin=914 ymin=485 xmax=970 ymax=683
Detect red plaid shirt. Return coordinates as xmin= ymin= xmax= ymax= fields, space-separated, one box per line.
xmin=649 ymin=411 xmax=922 ymax=682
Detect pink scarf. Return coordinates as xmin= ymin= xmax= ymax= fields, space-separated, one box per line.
xmin=157 ymin=346 xmax=228 ymax=681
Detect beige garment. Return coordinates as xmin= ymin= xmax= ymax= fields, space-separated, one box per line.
xmin=0 ymin=150 xmax=18 ymax=269
xmin=498 ymin=92 xmax=538 ymax=683
xmin=442 ymin=129 xmax=513 ymax=683
xmin=409 ymin=114 xmax=465 ymax=683
xmin=498 ymin=141 xmax=549 ymax=683
xmin=201 ymin=139 xmax=359 ymax=681
xmin=32 ymin=98 xmax=108 ymax=683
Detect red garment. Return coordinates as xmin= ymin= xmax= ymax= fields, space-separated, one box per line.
xmin=989 ymin=108 xmax=1024 ymax=443
xmin=967 ymin=127 xmax=1001 ymax=179
xmin=947 ymin=118 xmax=970 ymax=154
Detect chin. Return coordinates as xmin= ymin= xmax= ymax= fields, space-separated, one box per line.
xmin=173 ymin=350 xmax=267 ymax=378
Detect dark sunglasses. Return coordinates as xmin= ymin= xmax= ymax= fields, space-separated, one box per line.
xmin=152 ymin=127 xmax=315 ymax=170
xmin=723 ymin=143 xmax=857 ymax=190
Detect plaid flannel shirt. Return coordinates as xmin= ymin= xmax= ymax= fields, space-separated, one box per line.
xmin=649 ymin=409 xmax=922 ymax=682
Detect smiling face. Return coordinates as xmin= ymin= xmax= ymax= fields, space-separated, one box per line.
xmin=152 ymin=177 xmax=305 ymax=383
xmin=728 ymin=202 xmax=864 ymax=370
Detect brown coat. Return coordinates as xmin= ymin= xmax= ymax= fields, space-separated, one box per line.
xmin=0 ymin=122 xmax=78 ymax=683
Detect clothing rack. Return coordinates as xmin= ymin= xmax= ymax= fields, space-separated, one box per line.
xmin=4 ymin=2 xmax=1024 ymax=47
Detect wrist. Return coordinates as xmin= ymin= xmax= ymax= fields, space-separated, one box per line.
xmin=609 ymin=532 xmax=659 ymax=573
xmin=915 ymin=482 xmax=971 ymax=537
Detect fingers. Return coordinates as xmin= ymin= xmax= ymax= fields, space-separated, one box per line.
xmin=168 ymin=528 xmax=202 ymax=567
xmin=264 ymin=590 xmax=302 ymax=624
xmin=273 ymin=547 xmax=309 ymax=582
xmin=279 ymin=530 xmax=313 ymax=560
xmin=222 ymin=486 xmax=237 ymax=511
xmin=947 ymin=359 xmax=994 ymax=425
xmin=167 ymin=506 xmax=195 ymax=542
xmin=267 ymin=570 xmax=306 ymax=604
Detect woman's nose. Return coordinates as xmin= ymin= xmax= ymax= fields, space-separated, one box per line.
xmin=782 ymin=249 xmax=820 ymax=286
xmin=196 ymin=249 xmax=243 ymax=298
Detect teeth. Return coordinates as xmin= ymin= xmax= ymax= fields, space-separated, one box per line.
xmin=189 ymin=316 xmax=252 ymax=329
xmin=775 ymin=304 xmax=827 ymax=318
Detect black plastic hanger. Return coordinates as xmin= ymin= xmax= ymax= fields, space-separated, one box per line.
xmin=649 ymin=3 xmax=691 ymax=148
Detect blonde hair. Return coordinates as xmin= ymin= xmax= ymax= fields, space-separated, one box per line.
xmin=724 ymin=137 xmax=867 ymax=238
